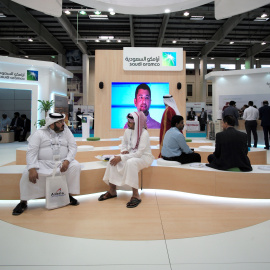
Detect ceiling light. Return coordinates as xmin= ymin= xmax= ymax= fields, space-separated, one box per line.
xmin=95 ymin=39 xmax=100 ymax=42
xmin=172 ymin=40 xmax=177 ymax=44
xmin=261 ymin=13 xmax=268 ymax=18
xmin=106 ymin=39 xmax=111 ymax=43
xmin=254 ymin=17 xmax=269 ymax=21
xmin=0 ymin=13 xmax=6 ymax=18
xmin=261 ymin=42 xmax=266 ymax=45
xmin=94 ymin=10 xmax=101 ymax=15
xmin=25 ymin=56 xmax=28 ymax=58
xmin=117 ymin=40 xmax=121 ymax=43
xmin=89 ymin=15 xmax=108 ymax=20
xmin=230 ymin=41 xmax=234 ymax=44
xmin=79 ymin=10 xmax=87 ymax=15
xmin=64 ymin=10 xmax=71 ymax=15
xmin=211 ymin=58 xmax=215 ymax=60
xmin=191 ymin=57 xmax=195 ymax=59
xmin=110 ymin=11 xmax=115 ymax=15
xmin=184 ymin=11 xmax=189 ymax=16
xmin=108 ymin=8 xmax=114 ymax=12
xmin=190 ymin=16 xmax=204 ymax=20
xmin=99 ymin=36 xmax=114 ymax=40
xmin=28 ymin=38 xmax=33 ymax=42
xmin=165 ymin=9 xmax=170 ymax=13
xmin=51 ymin=56 xmax=55 ymax=59
xmin=256 ymin=58 xmax=259 ymax=61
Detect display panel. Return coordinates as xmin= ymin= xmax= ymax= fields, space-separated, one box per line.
xmin=111 ymin=82 xmax=169 ymax=129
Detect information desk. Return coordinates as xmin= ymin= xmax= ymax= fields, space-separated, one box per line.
xmin=186 ymin=121 xmax=200 ymax=131
xmin=0 ymin=131 xmax=14 ymax=143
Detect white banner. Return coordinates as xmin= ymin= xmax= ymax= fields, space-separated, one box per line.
xmin=123 ymin=47 xmax=183 ymax=71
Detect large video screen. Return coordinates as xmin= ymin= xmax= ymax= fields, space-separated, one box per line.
xmin=111 ymin=82 xmax=169 ymax=129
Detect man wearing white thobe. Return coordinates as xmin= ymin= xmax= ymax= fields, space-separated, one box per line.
xmin=12 ymin=113 xmax=81 ymax=215
xmin=99 ymin=111 xmax=154 ymax=208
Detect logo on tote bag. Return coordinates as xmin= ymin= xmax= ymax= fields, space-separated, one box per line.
xmin=51 ymin=188 xmax=66 ymax=197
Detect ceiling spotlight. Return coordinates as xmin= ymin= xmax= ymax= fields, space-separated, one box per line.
xmin=261 ymin=13 xmax=268 ymax=18
xmin=172 ymin=40 xmax=177 ymax=44
xmin=117 ymin=40 xmax=121 ymax=43
xmin=0 ymin=12 xmax=7 ymax=18
xmin=64 ymin=10 xmax=71 ymax=15
xmin=79 ymin=10 xmax=87 ymax=15
xmin=184 ymin=11 xmax=189 ymax=16
xmin=99 ymin=36 xmax=114 ymax=40
xmin=94 ymin=10 xmax=101 ymax=15
xmin=190 ymin=16 xmax=204 ymax=20
xmin=25 ymin=55 xmax=29 ymax=58
xmin=110 ymin=11 xmax=115 ymax=15
xmin=106 ymin=39 xmax=111 ymax=42
xmin=95 ymin=39 xmax=100 ymax=42
xmin=211 ymin=57 xmax=215 ymax=60
xmin=261 ymin=41 xmax=266 ymax=45
xmin=191 ymin=57 xmax=195 ymax=59
xmin=230 ymin=41 xmax=234 ymax=44
xmin=256 ymin=58 xmax=260 ymax=61
xmin=165 ymin=9 xmax=170 ymax=13
xmin=28 ymin=38 xmax=33 ymax=42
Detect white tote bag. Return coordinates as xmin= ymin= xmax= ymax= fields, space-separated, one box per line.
xmin=46 ymin=167 xmax=70 ymax=210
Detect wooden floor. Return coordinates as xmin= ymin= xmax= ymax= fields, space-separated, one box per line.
xmin=1 ymin=189 xmax=270 ymax=241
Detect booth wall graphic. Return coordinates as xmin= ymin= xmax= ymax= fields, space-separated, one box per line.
xmin=0 ymin=56 xmax=73 ymax=134
xmin=94 ymin=50 xmax=187 ymax=139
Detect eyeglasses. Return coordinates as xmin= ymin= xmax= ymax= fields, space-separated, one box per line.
xmin=55 ymin=120 xmax=65 ymax=124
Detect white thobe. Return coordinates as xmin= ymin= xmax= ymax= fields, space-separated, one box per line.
xmin=103 ymin=128 xmax=154 ymax=189
xmin=20 ymin=127 xmax=81 ymax=200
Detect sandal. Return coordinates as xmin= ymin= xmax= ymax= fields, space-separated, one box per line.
xmin=98 ymin=191 xmax=117 ymax=201
xmin=12 ymin=202 xmax=28 ymax=216
xmin=126 ymin=197 xmax=142 ymax=208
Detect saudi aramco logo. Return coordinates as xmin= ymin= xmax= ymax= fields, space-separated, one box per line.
xmin=162 ymin=52 xmax=177 ymax=66
xmin=27 ymin=70 xmax=38 ymax=81
xmin=51 ymin=188 xmax=66 ymax=197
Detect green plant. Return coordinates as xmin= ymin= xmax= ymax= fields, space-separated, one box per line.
xmin=38 ymin=100 xmax=54 ymax=118
xmin=36 ymin=119 xmax=46 ymax=128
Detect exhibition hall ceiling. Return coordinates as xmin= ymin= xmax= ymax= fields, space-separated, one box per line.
xmin=0 ymin=0 xmax=270 ymax=62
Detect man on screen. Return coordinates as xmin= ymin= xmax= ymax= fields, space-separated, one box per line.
xmin=124 ymin=83 xmax=160 ymax=129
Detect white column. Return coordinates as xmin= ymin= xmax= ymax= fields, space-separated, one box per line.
xmin=200 ymin=55 xmax=207 ymax=103
xmin=83 ymin=54 xmax=89 ymax=106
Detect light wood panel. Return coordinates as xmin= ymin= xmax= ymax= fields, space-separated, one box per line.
xmin=76 ymin=139 xmax=159 ymax=146
xmin=1 ymin=190 xmax=270 ymax=240
xmin=94 ymin=50 xmax=187 ymax=138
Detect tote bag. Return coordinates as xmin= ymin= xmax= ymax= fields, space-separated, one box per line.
xmin=46 ymin=171 xmax=70 ymax=210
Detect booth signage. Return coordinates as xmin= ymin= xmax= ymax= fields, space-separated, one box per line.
xmin=123 ymin=47 xmax=183 ymax=71
xmin=0 ymin=69 xmax=38 ymax=81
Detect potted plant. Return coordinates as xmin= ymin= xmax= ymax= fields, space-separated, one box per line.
xmin=38 ymin=100 xmax=54 ymax=118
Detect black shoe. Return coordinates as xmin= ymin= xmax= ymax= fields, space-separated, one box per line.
xmin=12 ymin=202 xmax=27 ymax=216
xmin=69 ymin=195 xmax=79 ymax=206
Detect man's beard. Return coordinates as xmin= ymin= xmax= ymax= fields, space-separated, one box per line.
xmin=53 ymin=123 xmax=64 ymax=133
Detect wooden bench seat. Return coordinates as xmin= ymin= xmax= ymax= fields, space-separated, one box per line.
xmin=0 ymin=161 xmax=270 ymax=200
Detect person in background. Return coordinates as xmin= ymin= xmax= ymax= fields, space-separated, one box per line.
xmin=0 ymin=113 xmax=11 ymax=131
xmin=161 ymin=115 xmax=201 ymax=164
xmin=10 ymin=112 xmax=24 ymax=141
xmin=76 ymin=108 xmax=83 ymax=128
xmin=187 ymin=107 xmax=196 ymax=120
xmin=20 ymin=114 xmax=31 ymax=142
xmin=124 ymin=83 xmax=160 ymax=129
xmin=199 ymin=108 xmax=207 ymax=131
xmin=159 ymin=95 xmax=181 ymax=157
xmin=206 ymin=115 xmax=252 ymax=171
xmin=259 ymin=100 xmax=270 ymax=150
xmin=239 ymin=104 xmax=248 ymax=118
xmin=100 ymin=111 xmax=154 ymax=208
xmin=243 ymin=101 xmax=259 ymax=148
xmin=12 ymin=113 xmax=81 ymax=215
xmin=222 ymin=101 xmax=239 ymax=126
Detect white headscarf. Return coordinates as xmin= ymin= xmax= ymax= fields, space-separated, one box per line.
xmin=163 ymin=95 xmax=181 ymax=115
xmin=128 ymin=111 xmax=147 ymax=150
xmin=40 ymin=113 xmax=66 ymax=129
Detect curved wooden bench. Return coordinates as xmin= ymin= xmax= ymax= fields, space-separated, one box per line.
xmin=16 ymin=145 xmax=267 ymax=165
xmin=0 ymin=160 xmax=270 ymax=200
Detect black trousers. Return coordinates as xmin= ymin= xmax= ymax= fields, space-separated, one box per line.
xmin=162 ymin=152 xmax=201 ymax=164
xmin=263 ymin=125 xmax=270 ymax=149
xmin=245 ymin=120 xmax=258 ymax=147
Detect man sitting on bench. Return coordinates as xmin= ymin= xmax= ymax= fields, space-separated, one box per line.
xmin=206 ymin=115 xmax=252 ymax=172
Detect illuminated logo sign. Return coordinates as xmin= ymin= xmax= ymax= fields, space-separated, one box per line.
xmin=27 ymin=70 xmax=38 ymax=81
xmin=162 ymin=52 xmax=177 ymax=66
